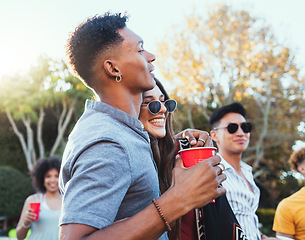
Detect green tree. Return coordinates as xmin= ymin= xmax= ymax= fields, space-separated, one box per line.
xmin=0 ymin=56 xmax=94 ymax=171
xmin=0 ymin=112 xmax=26 ymax=173
xmin=156 ymin=4 xmax=305 ymax=204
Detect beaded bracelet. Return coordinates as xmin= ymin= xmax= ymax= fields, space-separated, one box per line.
xmin=152 ymin=198 xmax=172 ymax=232
xmin=22 ymin=221 xmax=31 ymax=229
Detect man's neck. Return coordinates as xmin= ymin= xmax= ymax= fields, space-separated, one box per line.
xmin=98 ymin=88 xmax=143 ymax=118
xmin=220 ymin=150 xmax=254 ymax=192
xmin=220 ymin=151 xmax=243 ymax=175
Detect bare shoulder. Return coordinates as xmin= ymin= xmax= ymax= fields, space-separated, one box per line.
xmin=25 ymin=193 xmax=40 ymax=203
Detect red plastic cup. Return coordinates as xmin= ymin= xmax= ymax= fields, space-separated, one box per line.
xmin=178 ymin=147 xmax=217 ymax=168
xmin=179 ymin=147 xmax=217 ymax=203
xmin=30 ymin=202 xmax=40 ymax=221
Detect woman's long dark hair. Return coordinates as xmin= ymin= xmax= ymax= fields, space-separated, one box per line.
xmin=148 ymin=78 xmax=180 ymax=240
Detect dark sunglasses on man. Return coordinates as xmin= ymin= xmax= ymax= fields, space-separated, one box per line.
xmin=213 ymin=122 xmax=252 ymax=134
xmin=142 ymin=99 xmax=177 ymax=115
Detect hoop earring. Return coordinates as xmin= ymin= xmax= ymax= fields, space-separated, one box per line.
xmin=116 ymin=75 xmax=122 ymax=83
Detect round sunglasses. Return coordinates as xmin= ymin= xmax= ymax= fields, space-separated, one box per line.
xmin=213 ymin=122 xmax=252 ymax=134
xmin=142 ymin=99 xmax=177 ymax=115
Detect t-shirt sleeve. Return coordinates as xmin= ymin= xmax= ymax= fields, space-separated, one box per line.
xmin=272 ymin=199 xmax=295 ymax=235
xmin=60 ymin=141 xmax=131 ymax=229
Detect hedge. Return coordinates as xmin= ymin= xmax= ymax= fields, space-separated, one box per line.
xmin=0 ymin=166 xmax=33 ymax=218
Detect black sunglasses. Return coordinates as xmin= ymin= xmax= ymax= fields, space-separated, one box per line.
xmin=213 ymin=122 xmax=252 ymax=134
xmin=142 ymin=99 xmax=177 ymax=115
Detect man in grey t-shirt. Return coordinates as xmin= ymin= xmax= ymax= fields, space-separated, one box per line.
xmin=60 ymin=100 xmax=162 ymax=231
xmin=59 ymin=12 xmax=227 ymax=240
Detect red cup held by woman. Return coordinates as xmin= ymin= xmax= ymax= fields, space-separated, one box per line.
xmin=30 ymin=202 xmax=41 ymax=221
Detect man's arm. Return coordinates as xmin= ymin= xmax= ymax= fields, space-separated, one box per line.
xmin=272 ymin=198 xmax=295 ymax=240
xmin=60 ymin=201 xmax=180 ymax=240
xmin=59 ymin=155 xmax=226 ymax=240
xmin=275 ymin=232 xmax=294 ymax=240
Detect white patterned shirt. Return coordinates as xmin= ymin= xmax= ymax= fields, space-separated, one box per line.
xmin=219 ymin=154 xmax=261 ymax=240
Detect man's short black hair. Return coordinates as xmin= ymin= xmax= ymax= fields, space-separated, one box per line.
xmin=209 ymin=102 xmax=247 ymax=129
xmin=66 ymin=12 xmax=128 ymax=87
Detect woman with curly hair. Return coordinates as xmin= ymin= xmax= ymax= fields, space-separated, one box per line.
xmin=16 ymin=156 xmax=62 ymax=240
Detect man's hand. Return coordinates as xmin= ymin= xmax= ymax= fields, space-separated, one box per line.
xmin=171 ymin=154 xmax=226 ymax=210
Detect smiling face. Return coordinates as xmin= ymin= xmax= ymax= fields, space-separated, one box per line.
xmin=139 ymin=85 xmax=168 ymax=138
xmin=211 ymin=112 xmax=250 ymax=156
xmin=44 ymin=168 xmax=59 ymax=194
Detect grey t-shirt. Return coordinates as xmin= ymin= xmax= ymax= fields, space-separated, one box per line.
xmin=59 ymin=100 xmax=168 ymax=239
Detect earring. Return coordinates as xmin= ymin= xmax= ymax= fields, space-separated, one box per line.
xmin=116 ymin=75 xmax=122 ymax=83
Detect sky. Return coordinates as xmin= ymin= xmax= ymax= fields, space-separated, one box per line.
xmin=1 ymin=0 xmax=305 ymax=149
xmin=0 ymin=0 xmax=305 ymax=78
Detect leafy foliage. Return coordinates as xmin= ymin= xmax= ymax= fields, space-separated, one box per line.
xmin=0 ymin=113 xmax=27 ymax=173
xmin=0 ymin=56 xmax=94 ymax=171
xmin=0 ymin=166 xmax=33 ymax=218
xmin=157 ymin=4 xmax=305 ymax=232
xmin=257 ymin=208 xmax=276 ymax=236
xmin=157 ymin=4 xmax=305 ymax=202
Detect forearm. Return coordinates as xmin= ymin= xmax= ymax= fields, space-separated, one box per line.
xmin=16 ymin=221 xmax=30 ymax=240
xmin=276 ymin=237 xmax=293 ymax=240
xmin=88 ymin=203 xmax=175 ymax=240
xmin=88 ymin=174 xmax=221 ymax=240
xmin=16 ymin=199 xmax=33 ymax=240
xmin=61 ymin=155 xmax=225 ymax=240
xmin=275 ymin=232 xmax=294 ymax=240
xmin=61 ymin=190 xmax=186 ymax=240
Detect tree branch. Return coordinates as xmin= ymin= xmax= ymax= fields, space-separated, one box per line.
xmin=6 ymin=111 xmax=33 ymax=170
xmin=37 ymin=107 xmax=45 ymax=158
xmin=50 ymin=98 xmax=77 ymax=156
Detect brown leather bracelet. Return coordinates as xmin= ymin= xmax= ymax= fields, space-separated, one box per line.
xmin=22 ymin=221 xmax=31 ymax=229
xmin=152 ymin=198 xmax=172 ymax=232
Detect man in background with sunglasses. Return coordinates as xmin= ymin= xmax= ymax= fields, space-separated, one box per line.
xmin=210 ymin=102 xmax=275 ymax=240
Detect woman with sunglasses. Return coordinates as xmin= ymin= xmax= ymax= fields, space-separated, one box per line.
xmin=139 ymin=78 xmax=210 ymax=239
xmin=139 ymin=79 xmax=246 ymax=240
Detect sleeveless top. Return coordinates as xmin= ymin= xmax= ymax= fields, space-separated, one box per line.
xmin=29 ymin=194 xmax=61 ymax=240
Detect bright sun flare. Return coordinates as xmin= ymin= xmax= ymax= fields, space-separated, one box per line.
xmin=0 ymin=45 xmax=32 ymax=78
